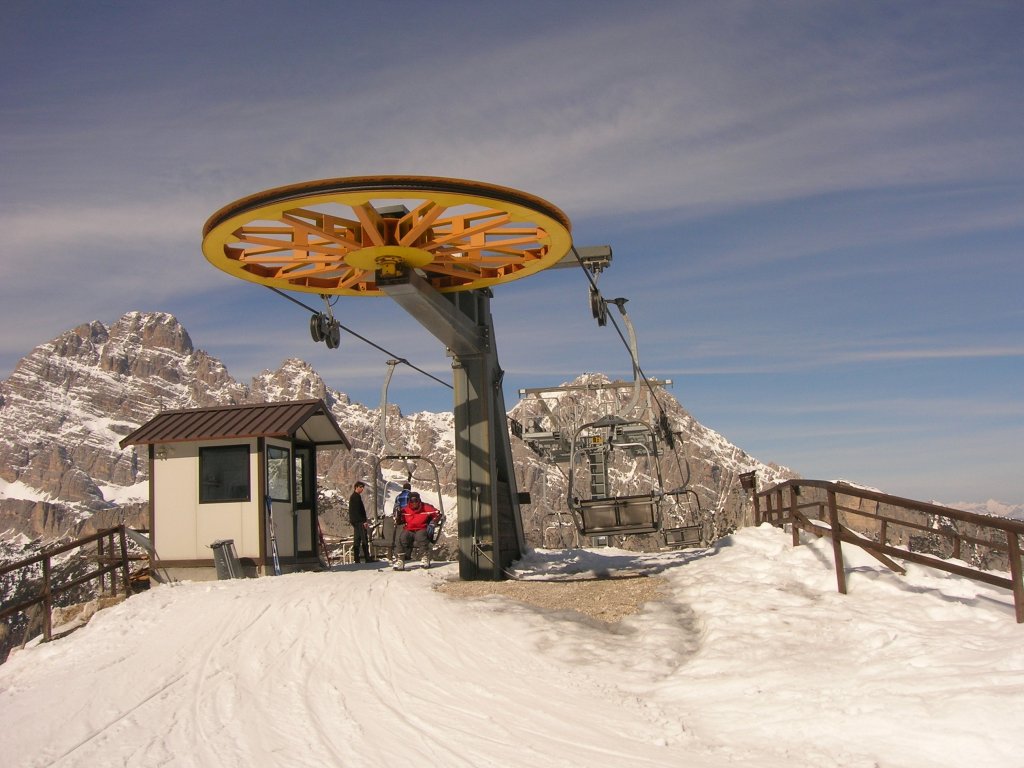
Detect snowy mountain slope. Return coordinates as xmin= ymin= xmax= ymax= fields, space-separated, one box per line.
xmin=1 ymin=525 xmax=1021 ymax=768
xmin=0 ymin=312 xmax=246 ymax=537
xmin=0 ymin=313 xmax=787 ymax=549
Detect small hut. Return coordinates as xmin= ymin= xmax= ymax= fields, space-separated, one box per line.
xmin=119 ymin=399 xmax=350 ymax=580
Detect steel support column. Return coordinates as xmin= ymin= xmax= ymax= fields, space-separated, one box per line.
xmin=379 ymin=269 xmax=524 ymax=580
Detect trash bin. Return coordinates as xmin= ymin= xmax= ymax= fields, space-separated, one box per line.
xmin=210 ymin=539 xmax=243 ymax=579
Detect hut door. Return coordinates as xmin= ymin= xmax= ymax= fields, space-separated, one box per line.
xmin=294 ymin=445 xmax=315 ymax=555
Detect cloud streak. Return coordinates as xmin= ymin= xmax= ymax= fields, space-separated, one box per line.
xmin=1 ymin=0 xmax=1021 ymax=503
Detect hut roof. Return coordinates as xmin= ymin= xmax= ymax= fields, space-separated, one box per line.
xmin=119 ymin=399 xmax=350 ymax=450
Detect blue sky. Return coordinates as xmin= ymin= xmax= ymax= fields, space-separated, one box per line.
xmin=2 ymin=1 xmax=1022 ymax=504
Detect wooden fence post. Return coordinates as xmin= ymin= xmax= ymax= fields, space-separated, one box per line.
xmin=109 ymin=530 xmax=117 ymax=593
xmin=790 ymin=486 xmax=800 ymax=547
xmin=118 ymin=525 xmax=132 ymax=597
xmin=97 ymin=535 xmax=106 ymax=593
xmin=827 ymin=489 xmax=847 ymax=595
xmin=1008 ymin=531 xmax=1024 ymax=624
xmin=41 ymin=556 xmax=53 ymax=642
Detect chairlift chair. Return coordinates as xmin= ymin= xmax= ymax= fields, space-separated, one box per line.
xmin=368 ymin=360 xmax=447 ymax=559
xmin=514 ymin=390 xmax=582 ymax=463
xmin=369 ymin=454 xmax=447 ymax=548
xmin=566 ymin=415 xmax=666 ymax=537
xmin=659 ymin=488 xmax=704 ymax=549
xmin=542 ymin=509 xmax=580 ymax=548
xmin=563 ymin=294 xmax=669 ymax=537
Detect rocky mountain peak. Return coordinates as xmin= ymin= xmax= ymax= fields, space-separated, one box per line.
xmin=0 ymin=312 xmax=249 ymax=533
xmin=117 ymin=311 xmax=194 ymax=353
xmin=251 ymin=358 xmax=334 ymax=405
xmin=0 ymin=312 xmax=791 ymax=553
xmin=98 ymin=311 xmax=194 ymax=378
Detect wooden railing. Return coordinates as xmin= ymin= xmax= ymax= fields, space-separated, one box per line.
xmin=0 ymin=526 xmax=135 ymax=646
xmin=753 ymin=479 xmax=1024 ymax=623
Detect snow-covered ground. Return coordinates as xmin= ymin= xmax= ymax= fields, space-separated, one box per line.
xmin=2 ymin=525 xmax=1022 ymax=768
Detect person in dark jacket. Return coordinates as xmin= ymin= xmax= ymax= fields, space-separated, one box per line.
xmin=394 ymin=492 xmax=440 ymax=570
xmin=348 ymin=481 xmax=371 ymax=563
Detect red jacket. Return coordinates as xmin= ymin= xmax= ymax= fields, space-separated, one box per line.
xmin=401 ymin=501 xmax=440 ymax=532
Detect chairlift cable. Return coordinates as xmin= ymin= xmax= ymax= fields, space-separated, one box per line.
xmin=265 ymin=286 xmax=453 ymax=390
xmin=568 ymin=245 xmax=666 ymax=414
xmin=568 ymin=244 xmax=694 ymax=497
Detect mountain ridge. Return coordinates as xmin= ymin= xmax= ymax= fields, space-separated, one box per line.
xmin=0 ymin=311 xmax=794 ymax=550
xmin=3 ymin=311 xmax=1019 ymax=552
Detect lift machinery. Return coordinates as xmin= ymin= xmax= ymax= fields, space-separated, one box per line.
xmin=201 ymin=176 xmax=577 ymax=580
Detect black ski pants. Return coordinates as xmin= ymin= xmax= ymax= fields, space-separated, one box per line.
xmin=352 ymin=522 xmax=371 ymax=562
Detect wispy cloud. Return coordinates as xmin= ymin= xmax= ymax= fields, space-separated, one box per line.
xmin=2 ymin=1 xmax=1021 ymax=502
xmin=836 ymin=346 xmax=1024 ymax=363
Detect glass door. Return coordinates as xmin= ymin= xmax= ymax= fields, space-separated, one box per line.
xmin=293 ymin=445 xmax=315 ymax=557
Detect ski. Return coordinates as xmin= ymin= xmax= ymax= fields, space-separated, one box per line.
xmin=265 ymin=495 xmax=282 ymax=576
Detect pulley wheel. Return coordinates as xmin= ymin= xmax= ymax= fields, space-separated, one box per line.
xmin=202 ymin=175 xmax=573 ymax=296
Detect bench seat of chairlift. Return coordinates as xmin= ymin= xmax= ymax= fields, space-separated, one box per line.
xmin=369 ymin=517 xmax=410 ymax=559
xmin=576 ymin=494 xmax=661 ymax=536
xmin=662 ymin=524 xmax=703 ymax=549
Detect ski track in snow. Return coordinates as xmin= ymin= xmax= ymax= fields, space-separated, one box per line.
xmin=3 ymin=570 xmax=682 ymax=767
xmin=2 ymin=527 xmax=1024 ymax=767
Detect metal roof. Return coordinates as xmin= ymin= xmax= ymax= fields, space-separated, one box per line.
xmin=118 ymin=399 xmax=351 ymax=450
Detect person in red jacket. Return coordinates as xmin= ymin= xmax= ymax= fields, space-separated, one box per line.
xmin=394 ymin=491 xmax=441 ymax=570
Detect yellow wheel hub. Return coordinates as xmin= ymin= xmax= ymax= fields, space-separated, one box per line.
xmin=201 ymin=175 xmax=573 ymax=296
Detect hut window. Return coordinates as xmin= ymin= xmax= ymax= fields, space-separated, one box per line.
xmin=294 ymin=447 xmax=312 ymax=506
xmin=267 ymin=445 xmax=291 ymax=502
xmin=199 ymin=445 xmax=250 ymax=503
